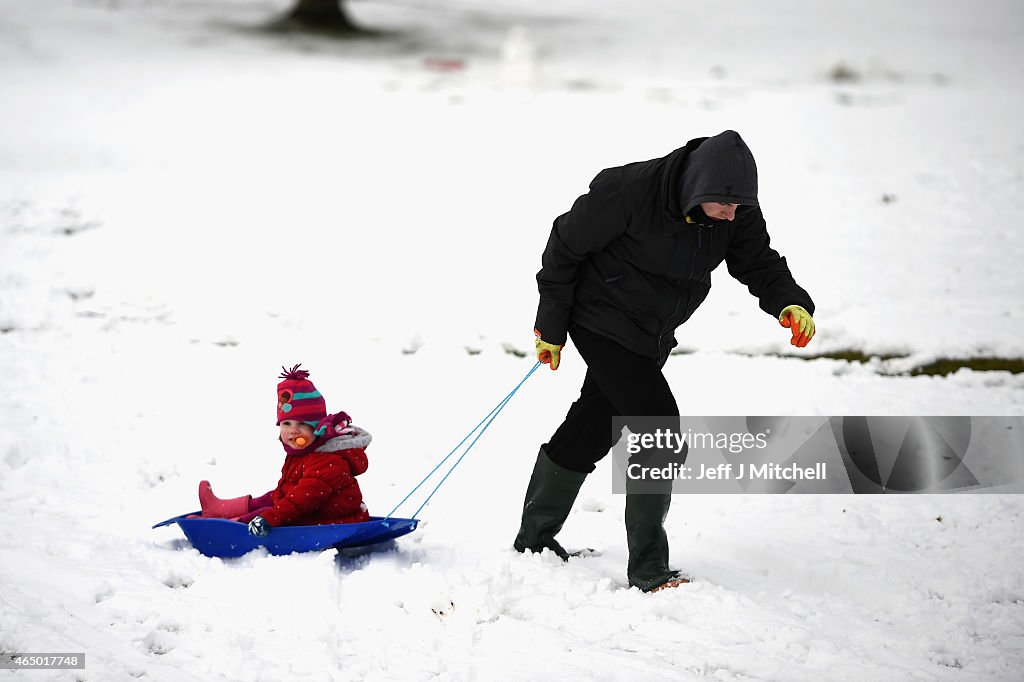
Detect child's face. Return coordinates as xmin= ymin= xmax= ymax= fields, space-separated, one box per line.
xmin=279 ymin=420 xmax=315 ymax=450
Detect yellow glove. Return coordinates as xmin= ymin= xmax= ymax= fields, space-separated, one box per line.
xmin=534 ymin=329 xmax=564 ymax=371
xmin=779 ymin=305 xmax=815 ymax=348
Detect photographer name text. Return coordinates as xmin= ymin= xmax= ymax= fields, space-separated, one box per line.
xmin=627 ymin=462 xmax=827 ymax=481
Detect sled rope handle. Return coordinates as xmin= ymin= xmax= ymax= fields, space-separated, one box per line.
xmin=386 ymin=361 xmax=542 ymax=520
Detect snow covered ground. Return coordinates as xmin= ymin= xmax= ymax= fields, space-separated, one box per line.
xmin=1 ymin=0 xmax=1023 ymax=679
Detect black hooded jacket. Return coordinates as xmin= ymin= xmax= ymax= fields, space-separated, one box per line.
xmin=534 ymin=131 xmax=814 ymax=364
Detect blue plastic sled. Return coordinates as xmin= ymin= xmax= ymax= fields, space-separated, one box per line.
xmin=152 ymin=512 xmax=418 ymax=558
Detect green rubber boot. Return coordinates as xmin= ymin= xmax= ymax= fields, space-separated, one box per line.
xmin=625 ymin=490 xmax=685 ymax=591
xmin=513 ymin=448 xmax=588 ymax=561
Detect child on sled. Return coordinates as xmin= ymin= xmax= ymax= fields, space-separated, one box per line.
xmin=197 ymin=364 xmax=371 ymax=536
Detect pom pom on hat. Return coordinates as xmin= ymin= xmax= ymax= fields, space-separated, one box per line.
xmin=277 ymin=363 xmax=327 ymax=426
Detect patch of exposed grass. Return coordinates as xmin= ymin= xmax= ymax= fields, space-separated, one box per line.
xmin=758 ymin=350 xmax=1023 ymax=376
xmin=802 ymin=350 xmax=908 ymax=363
xmin=741 ymin=349 xmax=908 ymax=364
xmin=909 ymin=357 xmax=1024 ymax=376
xmin=503 ymin=343 xmax=1023 ymax=376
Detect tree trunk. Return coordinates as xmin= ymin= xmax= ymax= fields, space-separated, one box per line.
xmin=288 ymin=0 xmax=357 ymax=31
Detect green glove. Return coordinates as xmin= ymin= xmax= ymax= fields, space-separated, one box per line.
xmin=779 ymin=305 xmax=815 ymax=348
xmin=534 ymin=329 xmax=564 ymax=371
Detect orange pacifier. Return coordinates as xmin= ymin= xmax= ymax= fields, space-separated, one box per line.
xmin=294 ymin=436 xmax=308 ymax=447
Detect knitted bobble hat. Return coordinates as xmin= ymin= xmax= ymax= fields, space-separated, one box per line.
xmin=276 ymin=364 xmax=327 ymax=427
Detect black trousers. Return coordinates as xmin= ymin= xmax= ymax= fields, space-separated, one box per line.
xmin=544 ymin=325 xmax=680 ymax=474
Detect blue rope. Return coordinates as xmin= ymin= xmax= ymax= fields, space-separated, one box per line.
xmin=382 ymin=395 xmax=510 ymax=519
xmin=385 ymin=361 xmax=542 ymax=520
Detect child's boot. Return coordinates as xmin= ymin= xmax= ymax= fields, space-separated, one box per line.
xmin=198 ymin=480 xmax=252 ymax=518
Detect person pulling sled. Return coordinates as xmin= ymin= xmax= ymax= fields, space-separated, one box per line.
xmin=515 ymin=130 xmax=817 ymax=592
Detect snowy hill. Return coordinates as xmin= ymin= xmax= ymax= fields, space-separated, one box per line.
xmin=1 ymin=0 xmax=1022 ymax=680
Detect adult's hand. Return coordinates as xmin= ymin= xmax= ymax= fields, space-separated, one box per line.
xmin=779 ymin=305 xmax=815 ymax=348
xmin=534 ymin=330 xmax=564 ymax=371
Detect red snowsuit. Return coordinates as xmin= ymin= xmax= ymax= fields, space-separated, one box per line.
xmin=259 ymin=427 xmax=371 ymax=527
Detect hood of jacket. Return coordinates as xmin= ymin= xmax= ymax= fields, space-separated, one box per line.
xmin=662 ymin=130 xmax=759 ymax=221
xmin=315 ymin=425 xmax=372 ymax=452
